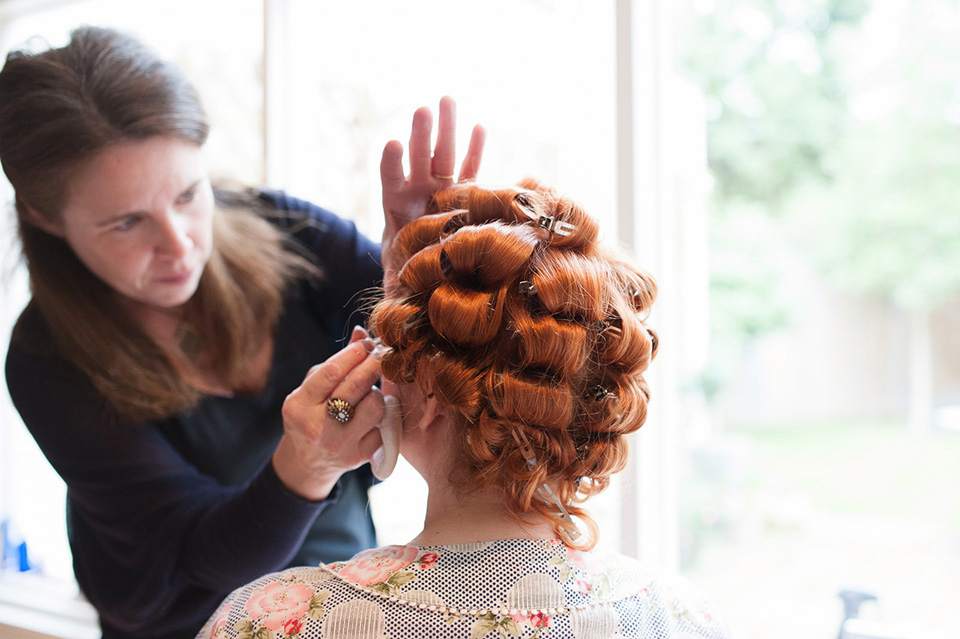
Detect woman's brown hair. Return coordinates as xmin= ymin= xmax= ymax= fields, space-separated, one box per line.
xmin=371 ymin=179 xmax=658 ymax=548
xmin=0 ymin=26 xmax=311 ymax=420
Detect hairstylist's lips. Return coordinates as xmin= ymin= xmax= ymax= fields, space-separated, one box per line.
xmin=156 ymin=267 xmax=195 ymax=286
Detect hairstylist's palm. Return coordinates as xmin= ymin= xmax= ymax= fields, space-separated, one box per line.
xmin=380 ymin=96 xmax=484 ymax=275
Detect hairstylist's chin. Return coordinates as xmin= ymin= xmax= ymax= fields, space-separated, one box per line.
xmin=371 ymin=395 xmax=401 ymax=480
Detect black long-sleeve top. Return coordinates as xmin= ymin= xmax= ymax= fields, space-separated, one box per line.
xmin=4 ymin=192 xmax=382 ymax=639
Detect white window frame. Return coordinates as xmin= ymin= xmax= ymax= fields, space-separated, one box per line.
xmin=0 ymin=1 xmax=706 ymax=636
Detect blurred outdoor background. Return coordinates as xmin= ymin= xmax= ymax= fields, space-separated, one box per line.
xmin=0 ymin=1 xmax=957 ymax=638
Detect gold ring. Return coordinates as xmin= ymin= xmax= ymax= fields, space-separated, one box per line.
xmin=326 ymin=397 xmax=354 ymax=423
xmin=431 ymin=173 xmax=455 ymax=180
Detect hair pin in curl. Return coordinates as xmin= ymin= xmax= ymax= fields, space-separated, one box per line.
xmin=596 ymin=317 xmax=623 ymax=340
xmin=537 ymin=214 xmax=575 ymax=237
xmin=519 ymin=280 xmax=537 ymax=297
xmin=586 ymin=385 xmax=615 ymax=402
xmin=511 ymin=430 xmax=582 ymax=541
xmin=439 ymin=250 xmax=453 ymax=277
xmin=370 ymin=336 xmax=387 ymax=359
xmin=442 ymin=213 xmax=466 ymax=235
xmin=627 ymin=284 xmax=647 ymax=310
xmin=401 ymin=313 xmax=423 ymax=333
xmin=487 ymin=290 xmax=501 ymax=318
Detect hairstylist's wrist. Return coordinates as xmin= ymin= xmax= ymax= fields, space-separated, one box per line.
xmin=271 ymin=435 xmax=341 ymax=502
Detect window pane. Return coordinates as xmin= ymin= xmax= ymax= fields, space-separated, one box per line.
xmin=677 ymin=1 xmax=960 ymax=637
xmin=0 ymin=0 xmax=262 ymax=583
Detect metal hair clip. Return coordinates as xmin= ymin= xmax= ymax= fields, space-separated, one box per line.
xmin=519 ymin=280 xmax=537 ymax=296
xmin=512 ymin=430 xmax=582 ymax=541
xmin=537 ymin=215 xmax=575 ymax=237
xmin=587 ymin=385 xmax=613 ymax=402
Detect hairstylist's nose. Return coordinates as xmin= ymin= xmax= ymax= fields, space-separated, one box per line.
xmin=157 ymin=212 xmax=192 ymax=258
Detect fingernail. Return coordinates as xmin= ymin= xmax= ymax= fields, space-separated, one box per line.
xmin=353 ymin=325 xmax=369 ymax=336
xmin=359 ymin=338 xmax=376 ymax=352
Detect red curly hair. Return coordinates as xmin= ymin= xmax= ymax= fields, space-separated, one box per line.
xmin=370 ymin=179 xmax=657 ymax=549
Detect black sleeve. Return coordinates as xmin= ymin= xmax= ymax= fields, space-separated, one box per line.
xmin=4 ymin=315 xmax=342 ymax=635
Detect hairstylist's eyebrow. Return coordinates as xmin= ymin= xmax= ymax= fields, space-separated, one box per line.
xmin=94 ymin=210 xmax=144 ymax=228
xmin=93 ymin=179 xmax=203 ymax=228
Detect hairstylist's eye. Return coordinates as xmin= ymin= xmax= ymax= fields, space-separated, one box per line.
xmin=113 ymin=214 xmax=142 ymax=232
xmin=176 ymin=186 xmax=196 ymax=205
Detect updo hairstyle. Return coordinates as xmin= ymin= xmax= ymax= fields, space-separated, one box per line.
xmin=370 ymin=179 xmax=658 ymax=548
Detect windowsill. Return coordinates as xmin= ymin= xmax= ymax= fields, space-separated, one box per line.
xmin=0 ymin=571 xmax=98 ymax=639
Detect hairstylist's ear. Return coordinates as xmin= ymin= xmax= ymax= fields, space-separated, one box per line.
xmin=20 ymin=199 xmax=66 ymax=237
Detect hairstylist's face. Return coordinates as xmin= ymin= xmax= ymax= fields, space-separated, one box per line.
xmin=55 ymin=136 xmax=214 ymax=310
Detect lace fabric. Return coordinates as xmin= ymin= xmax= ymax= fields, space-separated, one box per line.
xmin=199 ymin=538 xmax=730 ymax=639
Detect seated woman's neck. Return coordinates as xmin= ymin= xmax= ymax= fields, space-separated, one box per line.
xmin=410 ymin=482 xmax=557 ymax=547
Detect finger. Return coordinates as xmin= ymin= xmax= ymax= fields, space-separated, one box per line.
xmin=328 ymin=351 xmax=382 ymax=407
xmin=349 ymin=325 xmax=369 ymax=344
xmin=298 ymin=338 xmax=376 ymax=403
xmin=380 ymin=139 xmax=405 ymax=203
xmin=458 ymin=124 xmax=486 ymax=182
xmin=431 ymin=96 xmax=456 ymax=180
xmin=408 ymin=106 xmax=434 ymax=183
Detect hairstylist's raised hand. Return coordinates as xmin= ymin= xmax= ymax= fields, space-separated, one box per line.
xmin=272 ymin=327 xmax=387 ymax=501
xmin=380 ymin=96 xmax=485 ymax=276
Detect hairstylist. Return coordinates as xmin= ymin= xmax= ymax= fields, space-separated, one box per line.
xmin=0 ymin=25 xmax=483 ymax=639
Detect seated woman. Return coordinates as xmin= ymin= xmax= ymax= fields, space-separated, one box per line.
xmin=198 ymin=179 xmax=729 ymax=639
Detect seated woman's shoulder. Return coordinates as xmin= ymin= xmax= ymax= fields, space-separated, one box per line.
xmin=590 ymin=549 xmax=733 ymax=639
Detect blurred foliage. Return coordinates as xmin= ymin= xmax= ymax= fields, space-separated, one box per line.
xmin=789 ymin=1 xmax=960 ymax=311
xmin=681 ymin=0 xmax=871 ymax=209
xmin=678 ymin=0 xmax=960 ymax=392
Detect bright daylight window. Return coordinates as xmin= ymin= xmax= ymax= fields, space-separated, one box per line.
xmin=1 ymin=1 xmax=956 ymax=639
xmin=675 ymin=1 xmax=960 ymax=638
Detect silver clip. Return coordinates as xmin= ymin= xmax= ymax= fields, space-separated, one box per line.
xmin=537 ymin=215 xmax=575 ymax=237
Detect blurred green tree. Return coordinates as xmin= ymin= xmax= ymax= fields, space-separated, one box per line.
xmin=682 ymin=0 xmax=960 ymax=430
xmin=790 ymin=2 xmax=960 ymax=431
xmin=678 ymin=0 xmax=872 ymax=399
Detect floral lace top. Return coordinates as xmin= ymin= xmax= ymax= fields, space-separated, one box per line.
xmin=198 ymin=539 xmax=730 ymax=639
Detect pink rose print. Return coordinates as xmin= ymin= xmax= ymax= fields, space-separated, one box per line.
xmin=566 ymin=547 xmax=590 ymax=570
xmin=283 ymin=618 xmax=305 ymax=636
xmin=338 ymin=545 xmax=420 ymax=585
xmin=245 ymin=581 xmax=315 ymax=631
xmin=529 ymin=612 xmax=550 ymax=628
xmin=207 ymin=605 xmax=230 ymax=638
xmin=577 ymin=579 xmax=592 ymax=595
xmin=420 ymin=551 xmax=439 ymax=565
